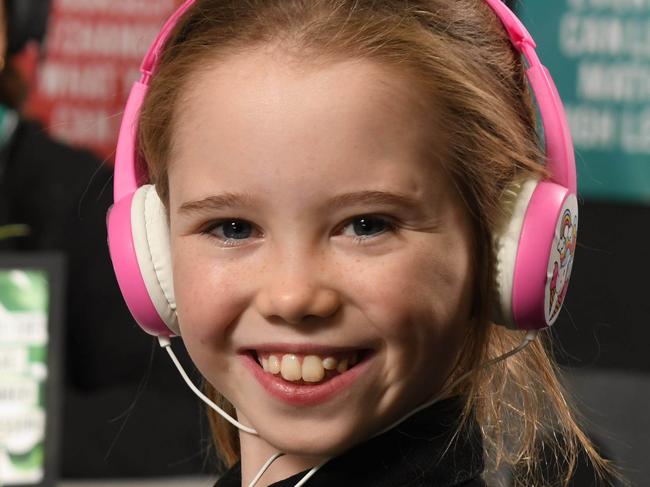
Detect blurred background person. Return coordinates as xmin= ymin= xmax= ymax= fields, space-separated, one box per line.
xmin=0 ymin=0 xmax=211 ymax=479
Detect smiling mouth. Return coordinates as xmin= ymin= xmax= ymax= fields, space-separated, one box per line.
xmin=249 ymin=350 xmax=370 ymax=385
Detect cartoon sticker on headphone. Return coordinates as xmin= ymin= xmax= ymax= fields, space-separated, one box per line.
xmin=545 ymin=194 xmax=578 ymax=325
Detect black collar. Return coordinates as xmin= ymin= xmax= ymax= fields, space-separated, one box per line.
xmin=214 ymin=396 xmax=485 ymax=487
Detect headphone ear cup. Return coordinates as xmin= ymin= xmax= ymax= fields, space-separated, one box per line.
xmin=493 ymin=179 xmax=577 ymax=330
xmin=131 ymin=185 xmax=180 ymax=335
xmin=493 ymin=179 xmax=538 ymax=329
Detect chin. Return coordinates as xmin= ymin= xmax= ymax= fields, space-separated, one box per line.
xmin=251 ymin=412 xmax=375 ymax=458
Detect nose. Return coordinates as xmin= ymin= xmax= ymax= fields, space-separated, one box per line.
xmin=254 ymin=250 xmax=342 ymax=325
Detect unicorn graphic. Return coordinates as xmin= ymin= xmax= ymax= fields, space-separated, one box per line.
xmin=549 ymin=209 xmax=577 ymax=319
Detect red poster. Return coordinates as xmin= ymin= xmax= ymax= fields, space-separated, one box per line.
xmin=24 ymin=0 xmax=178 ymax=162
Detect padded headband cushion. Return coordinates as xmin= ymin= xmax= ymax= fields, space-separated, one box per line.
xmin=131 ymin=184 xmax=180 ymax=335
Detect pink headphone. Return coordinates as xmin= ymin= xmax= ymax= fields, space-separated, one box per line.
xmin=106 ymin=0 xmax=578 ymax=337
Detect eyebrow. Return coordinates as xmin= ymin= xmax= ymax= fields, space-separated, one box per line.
xmin=178 ymin=190 xmax=424 ymax=216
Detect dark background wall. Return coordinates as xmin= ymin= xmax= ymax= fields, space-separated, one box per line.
xmin=553 ymin=201 xmax=650 ymax=374
xmin=550 ymin=201 xmax=650 ymax=486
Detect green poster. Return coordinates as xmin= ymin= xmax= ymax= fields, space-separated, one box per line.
xmin=0 ymin=270 xmax=48 ymax=485
xmin=519 ymin=0 xmax=650 ymax=203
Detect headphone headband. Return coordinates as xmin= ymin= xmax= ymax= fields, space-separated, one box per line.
xmin=140 ymin=0 xmax=197 ymax=82
xmin=483 ymin=0 xmax=577 ymax=193
xmin=113 ymin=0 xmax=196 ymax=202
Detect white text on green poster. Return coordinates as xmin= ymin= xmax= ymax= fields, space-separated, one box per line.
xmin=520 ymin=0 xmax=650 ymax=203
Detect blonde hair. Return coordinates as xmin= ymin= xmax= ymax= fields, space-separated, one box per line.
xmin=137 ymin=1 xmax=620 ymax=484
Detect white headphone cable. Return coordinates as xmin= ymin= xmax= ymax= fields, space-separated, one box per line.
xmin=246 ymin=452 xmax=285 ymax=487
xmin=158 ymin=336 xmax=257 ymax=434
xmin=159 ymin=329 xmax=538 ymax=486
xmin=370 ymin=329 xmax=539 ymax=441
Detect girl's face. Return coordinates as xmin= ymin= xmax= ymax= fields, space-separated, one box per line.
xmin=168 ymin=48 xmax=475 ymax=458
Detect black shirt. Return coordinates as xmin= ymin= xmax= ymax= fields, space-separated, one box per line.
xmin=214 ymin=396 xmax=485 ymax=487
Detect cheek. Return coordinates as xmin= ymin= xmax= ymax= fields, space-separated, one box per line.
xmin=351 ymin=234 xmax=474 ymax=385
xmin=353 ymin=236 xmax=473 ymax=336
xmin=171 ymin=242 xmax=261 ymax=394
xmin=171 ymin=238 xmax=251 ymax=349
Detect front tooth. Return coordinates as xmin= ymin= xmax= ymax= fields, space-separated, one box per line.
xmin=280 ymin=354 xmax=302 ymax=381
xmin=302 ymin=355 xmax=325 ymax=382
xmin=261 ymin=356 xmax=269 ymax=371
xmin=268 ymin=354 xmax=281 ymax=374
xmin=337 ymin=358 xmax=349 ymax=373
xmin=322 ymin=357 xmax=338 ymax=370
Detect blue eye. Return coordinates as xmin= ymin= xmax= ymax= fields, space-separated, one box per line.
xmin=202 ymin=219 xmax=254 ymax=246
xmin=342 ymin=215 xmax=394 ymax=243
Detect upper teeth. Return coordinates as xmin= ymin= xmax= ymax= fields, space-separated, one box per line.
xmin=257 ymin=352 xmax=359 ymax=383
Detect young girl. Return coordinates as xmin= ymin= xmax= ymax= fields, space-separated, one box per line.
xmin=107 ymin=0 xmax=618 ymax=486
